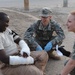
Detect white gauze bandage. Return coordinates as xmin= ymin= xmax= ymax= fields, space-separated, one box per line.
xmin=10 ymin=56 xmax=34 ymax=65
xmin=19 ymin=40 xmax=30 ymax=56
xmin=56 ymin=45 xmax=63 ymax=56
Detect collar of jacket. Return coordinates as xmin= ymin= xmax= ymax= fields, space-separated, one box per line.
xmin=38 ymin=21 xmax=52 ymax=31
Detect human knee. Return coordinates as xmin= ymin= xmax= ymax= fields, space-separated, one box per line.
xmin=39 ymin=50 xmax=48 ymax=61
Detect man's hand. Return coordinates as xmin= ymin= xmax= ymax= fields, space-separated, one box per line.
xmin=23 ymin=52 xmax=28 ymax=58
xmin=20 ymin=48 xmax=30 ymax=58
xmin=44 ymin=42 xmax=52 ymax=52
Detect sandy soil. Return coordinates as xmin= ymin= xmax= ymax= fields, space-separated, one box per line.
xmin=0 ymin=7 xmax=75 ymax=75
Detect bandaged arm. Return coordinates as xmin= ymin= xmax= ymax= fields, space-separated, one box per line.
xmin=11 ymin=31 xmax=30 ymax=56
xmin=9 ymin=56 xmax=34 ymax=65
xmin=19 ymin=40 xmax=30 ymax=56
xmin=0 ymin=50 xmax=34 ymax=65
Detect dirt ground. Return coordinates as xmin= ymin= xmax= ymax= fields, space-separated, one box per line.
xmin=0 ymin=7 xmax=75 ymax=75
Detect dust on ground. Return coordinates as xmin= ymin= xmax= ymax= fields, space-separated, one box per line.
xmin=0 ymin=7 xmax=75 ymax=75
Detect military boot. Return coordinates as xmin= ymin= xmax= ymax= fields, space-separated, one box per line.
xmin=49 ymin=53 xmax=61 ymax=60
xmin=47 ymin=50 xmax=61 ymax=60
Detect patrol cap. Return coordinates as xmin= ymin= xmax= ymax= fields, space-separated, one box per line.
xmin=0 ymin=12 xmax=9 ymax=23
xmin=39 ymin=7 xmax=52 ymax=17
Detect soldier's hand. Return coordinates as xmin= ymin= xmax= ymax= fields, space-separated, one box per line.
xmin=44 ymin=42 xmax=52 ymax=51
xmin=36 ymin=45 xmax=43 ymax=51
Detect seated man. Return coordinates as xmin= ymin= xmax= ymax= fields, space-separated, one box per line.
xmin=0 ymin=12 xmax=48 ymax=75
xmin=24 ymin=7 xmax=65 ymax=60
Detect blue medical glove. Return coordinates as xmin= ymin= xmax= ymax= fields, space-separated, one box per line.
xmin=44 ymin=42 xmax=52 ymax=52
xmin=36 ymin=45 xmax=43 ymax=51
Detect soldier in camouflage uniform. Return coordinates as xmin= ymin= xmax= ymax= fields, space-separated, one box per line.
xmin=24 ymin=7 xmax=65 ymax=60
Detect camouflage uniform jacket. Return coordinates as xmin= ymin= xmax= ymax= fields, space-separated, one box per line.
xmin=24 ymin=20 xmax=65 ymax=47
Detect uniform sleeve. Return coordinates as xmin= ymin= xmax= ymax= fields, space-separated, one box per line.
xmin=50 ymin=21 xmax=65 ymax=46
xmin=71 ymin=42 xmax=75 ymax=60
xmin=24 ymin=21 xmax=38 ymax=47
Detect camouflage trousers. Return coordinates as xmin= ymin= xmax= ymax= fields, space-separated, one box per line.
xmin=27 ymin=38 xmax=62 ymax=59
xmin=0 ymin=51 xmax=48 ymax=75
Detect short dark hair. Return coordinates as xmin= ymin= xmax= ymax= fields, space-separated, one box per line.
xmin=0 ymin=12 xmax=9 ymax=23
